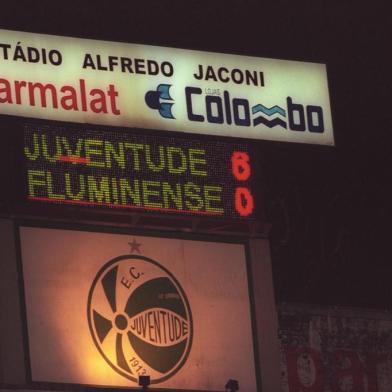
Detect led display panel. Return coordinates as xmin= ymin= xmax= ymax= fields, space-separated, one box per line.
xmin=19 ymin=226 xmax=259 ymax=391
xmin=24 ymin=122 xmax=257 ymax=219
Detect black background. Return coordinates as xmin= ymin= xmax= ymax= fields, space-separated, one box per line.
xmin=0 ymin=1 xmax=391 ymax=308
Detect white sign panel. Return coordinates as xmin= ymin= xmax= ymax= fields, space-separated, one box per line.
xmin=1 ymin=29 xmax=333 ymax=145
xmin=19 ymin=226 xmax=258 ymax=391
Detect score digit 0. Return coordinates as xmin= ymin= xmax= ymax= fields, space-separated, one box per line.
xmin=231 ymin=151 xmax=254 ymax=217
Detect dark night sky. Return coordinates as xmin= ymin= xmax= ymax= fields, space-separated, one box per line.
xmin=1 ymin=1 xmax=391 ymax=308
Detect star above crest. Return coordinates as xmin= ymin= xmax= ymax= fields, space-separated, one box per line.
xmin=128 ymin=238 xmax=141 ymax=254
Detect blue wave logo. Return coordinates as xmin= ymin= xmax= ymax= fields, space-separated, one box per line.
xmin=145 ymin=84 xmax=175 ymax=119
xmin=252 ymin=103 xmax=287 ymax=128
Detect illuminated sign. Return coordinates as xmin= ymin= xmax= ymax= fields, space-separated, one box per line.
xmin=24 ymin=122 xmax=257 ymax=219
xmin=19 ymin=226 xmax=259 ymax=390
xmin=1 ymin=29 xmax=334 ymax=145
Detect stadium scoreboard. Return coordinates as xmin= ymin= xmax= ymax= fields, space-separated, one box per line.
xmin=23 ymin=122 xmax=258 ymax=220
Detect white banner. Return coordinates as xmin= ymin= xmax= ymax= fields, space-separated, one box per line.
xmin=1 ymin=29 xmax=333 ymax=145
xmin=19 ymin=226 xmax=258 ymax=390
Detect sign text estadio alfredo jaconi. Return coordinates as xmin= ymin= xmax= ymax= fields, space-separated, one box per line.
xmin=1 ymin=29 xmax=333 ymax=145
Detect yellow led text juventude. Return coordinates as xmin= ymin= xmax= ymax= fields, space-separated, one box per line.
xmin=24 ymin=133 xmax=208 ymax=176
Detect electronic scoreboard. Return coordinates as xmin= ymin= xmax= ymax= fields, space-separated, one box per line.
xmin=23 ymin=122 xmax=259 ymax=220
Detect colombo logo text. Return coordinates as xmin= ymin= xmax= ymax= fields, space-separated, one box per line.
xmin=145 ymin=84 xmax=325 ymax=133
